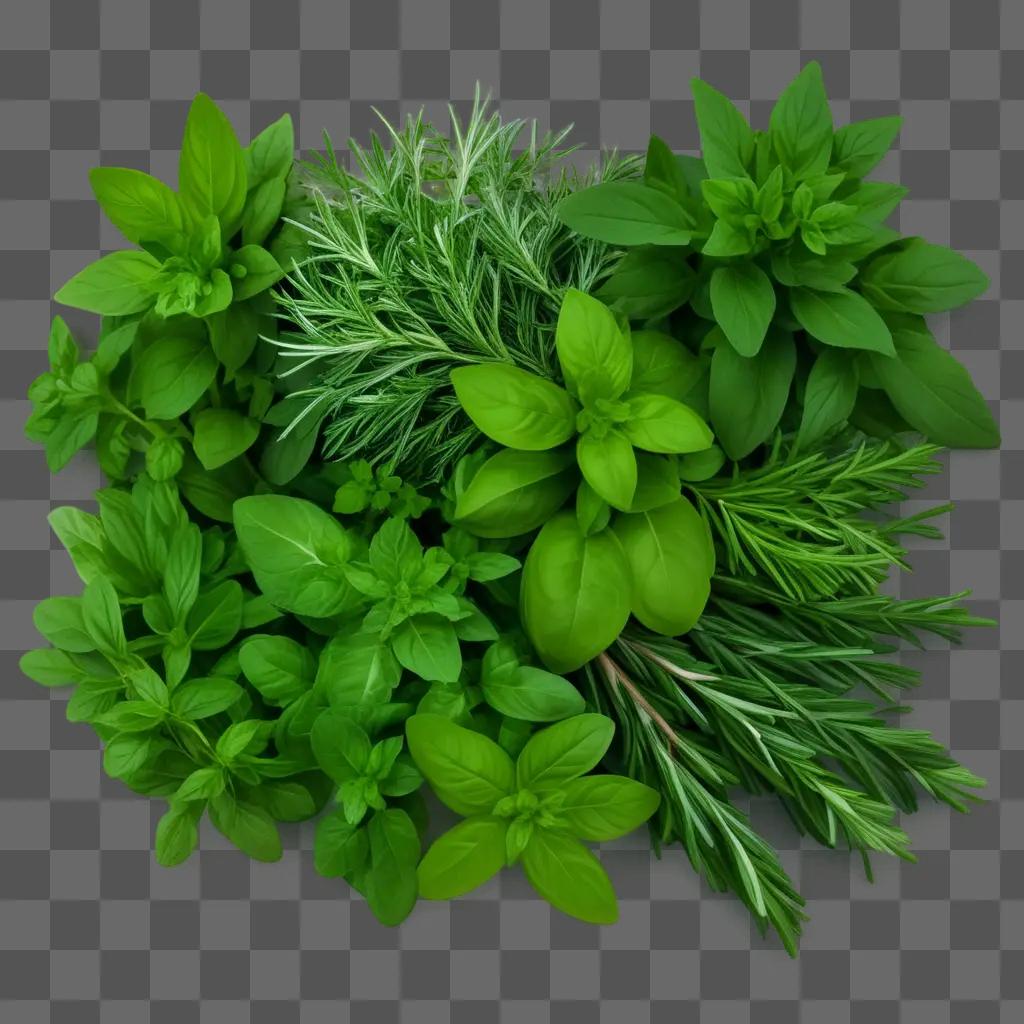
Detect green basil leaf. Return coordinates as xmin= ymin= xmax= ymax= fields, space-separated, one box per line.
xmin=242 ymin=177 xmax=286 ymax=247
xmin=576 ymin=429 xmax=637 ymax=511
xmin=556 ymin=181 xmax=693 ymax=246
xmin=842 ymin=182 xmax=907 ymax=223
xmin=709 ymin=326 xmax=796 ymax=460
xmin=702 ymin=220 xmax=755 ymax=258
xmin=768 ymin=62 xmax=833 ymax=180
xmin=831 ymin=115 xmax=902 ymax=178
xmin=164 ymin=524 xmax=201 ymax=623
xmin=103 ymin=733 xmax=152 ymax=780
xmin=709 ymin=263 xmax=777 ymax=357
xmin=629 ymin=452 xmax=681 ymax=512
xmin=18 ymin=648 xmax=87 ymax=688
xmin=233 ymin=495 xmax=358 ymax=617
xmin=314 ymin=812 xmax=369 ymax=878
xmin=316 ymin=630 xmax=402 ymax=707
xmin=55 ymin=250 xmax=161 ymax=316
xmin=643 ymin=133 xmax=692 ymax=202
xmin=613 ymin=497 xmax=714 ymax=636
xmin=859 ymin=239 xmax=989 ymax=314
xmin=171 ymin=676 xmax=244 ymax=720
xmin=178 ymin=93 xmax=247 ymax=234
xmin=208 ymin=300 xmax=260 ymax=372
xmin=363 ymin=809 xmax=420 ymax=926
xmin=131 ymin=335 xmax=218 ymax=421
xmin=229 ymin=244 xmax=284 ymax=302
xmin=245 ymin=112 xmax=295 ymax=187
xmin=311 ymin=710 xmax=372 ymax=783
xmin=260 ymin=398 xmax=326 ymax=487
xmin=33 ymin=596 xmax=94 ymax=653
xmin=770 ymin=246 xmax=856 ymax=292
xmin=555 ymin=289 xmax=632 ymax=399
xmin=558 ymin=775 xmax=661 ymax=841
xmin=49 ymin=508 xmax=105 ymax=588
xmin=454 ymin=447 xmax=577 ymax=539
xmin=627 ymin=330 xmax=704 ymax=402
xmin=516 ymin=713 xmax=615 ymax=792
xmin=677 ymin=445 xmax=725 ymax=483
xmin=187 ymin=580 xmax=243 ymax=650
xmin=521 ymin=512 xmax=632 ymax=673
xmin=192 ymin=408 xmax=261 ymax=470
xmin=575 ymin=480 xmax=611 ymax=535
xmin=451 ymin=364 xmax=578 ymax=451
xmin=482 ymin=664 xmax=585 ymax=723
xmin=239 ymin=634 xmax=315 ymax=706
xmin=624 ymin=393 xmax=714 ymax=455
xmin=155 ymin=804 xmax=201 ymax=867
xmin=391 ymin=615 xmax=461 ymax=684
xmin=790 ymin=286 xmax=895 ymax=356
xmin=417 ymin=816 xmax=508 ymax=899
xmin=88 ymin=167 xmax=185 ymax=248
xmin=208 ymin=794 xmax=282 ymax=862
xmin=869 ymin=317 xmax=1000 ymax=448
xmin=797 ymin=348 xmax=859 ymax=450
xmin=691 ymin=78 xmax=755 ymax=180
xmin=522 ymin=829 xmax=618 ymax=924
xmin=405 ymin=713 xmax=516 ymax=816
xmin=595 ymin=246 xmax=695 ymax=319
xmin=145 ymin=436 xmax=184 ymax=481
xmin=174 ymin=766 xmax=225 ymax=803
xmin=82 ymin=577 xmax=127 ymax=657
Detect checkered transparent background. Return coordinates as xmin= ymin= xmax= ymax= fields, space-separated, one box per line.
xmin=0 ymin=1 xmax=1021 ymax=1020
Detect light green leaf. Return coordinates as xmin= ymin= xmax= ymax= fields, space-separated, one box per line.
xmin=576 ymin=429 xmax=637 ymax=511
xmin=55 ymin=250 xmax=161 ymax=316
xmin=555 ymin=288 xmax=632 ymax=399
xmin=314 ymin=812 xmax=369 ymax=877
xmin=239 ymin=634 xmax=315 ymax=706
xmin=417 ymin=816 xmax=508 ymax=899
xmin=89 ymin=167 xmax=185 ymax=248
xmin=391 ymin=615 xmax=461 ymax=684
xmin=229 ymin=244 xmax=283 ymax=302
xmin=171 ymin=676 xmax=244 ymax=720
xmin=768 ymin=62 xmax=833 ymax=180
xmin=192 ymin=408 xmax=261 ymax=470
xmin=178 ymin=93 xmax=247 ymax=233
xmin=131 ymin=335 xmax=218 ymax=420
xmin=521 ymin=828 xmax=618 ymax=925
xmin=558 ymin=775 xmax=662 ymax=841
xmin=315 ymin=630 xmax=402 ymax=707
xmin=481 ymin=660 xmax=586 ymax=723
xmin=245 ymin=112 xmax=295 ymax=187
xmin=516 ymin=713 xmax=615 ymax=793
xmin=209 ymin=794 xmax=282 ymax=862
xmin=624 ymin=393 xmax=713 ymax=455
xmin=451 ymin=364 xmax=578 ymax=451
xmin=628 ymin=330 xmax=704 ymax=402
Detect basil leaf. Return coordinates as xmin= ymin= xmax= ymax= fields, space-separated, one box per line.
xmin=482 ymin=664 xmax=586 ymax=723
xmin=239 ymin=634 xmax=315 ymax=706
xmin=171 ymin=676 xmax=243 ymax=720
xmin=155 ymin=805 xmax=201 ymax=867
xmin=516 ymin=713 xmax=615 ymax=793
xmin=131 ymin=335 xmax=219 ymax=421
xmin=391 ymin=615 xmax=462 ymax=684
xmin=624 ymin=393 xmax=714 ymax=454
xmin=613 ymin=497 xmax=714 ymax=636
xmin=89 ymin=166 xmax=185 ymax=249
xmin=768 ymin=61 xmax=833 ymax=180
xmin=242 ymin=177 xmax=286 ymax=247
xmin=82 ymin=577 xmax=127 ymax=657
xmin=229 ymin=245 xmax=284 ymax=302
xmin=363 ymin=809 xmax=420 ymax=926
xmin=868 ymin=317 xmax=1000 ymax=448
xmin=555 ymin=289 xmax=632 ymax=399
xmin=556 ymin=181 xmax=693 ymax=246
xmin=245 ymin=112 xmax=294 ymax=187
xmin=405 ymin=713 xmax=515 ymax=816
xmin=33 ymin=595 xmax=94 ymax=653
xmin=521 ymin=828 xmax=618 ymax=924
xmin=797 ymin=348 xmax=859 ymax=450
xmin=451 ymin=364 xmax=578 ymax=451
xmin=559 ymin=775 xmax=662 ymax=841
xmin=691 ymin=78 xmax=755 ymax=180
xmin=233 ymin=495 xmax=357 ymax=617
xmin=790 ymin=287 xmax=895 ymax=356
xmin=55 ymin=250 xmax=161 ymax=316
xmin=629 ymin=452 xmax=682 ymax=512
xmin=709 ymin=327 xmax=796 ymax=460
xmin=208 ymin=794 xmax=282 ymax=862
xmin=628 ymin=330 xmax=703 ymax=402
xmin=576 ymin=429 xmax=637 ymax=511
xmin=831 ymin=116 xmax=902 ymax=178
xmin=163 ymin=525 xmax=201 ymax=623
xmin=18 ymin=648 xmax=87 ymax=688
xmin=314 ymin=812 xmax=369 ymax=878
xmin=595 ymin=247 xmax=695 ymax=320
xmin=859 ymin=239 xmax=989 ymax=314
xmin=417 ymin=816 xmax=508 ymax=899
xmin=208 ymin=301 xmax=260 ymax=372
xmin=520 ymin=512 xmax=632 ymax=673
xmin=192 ymin=408 xmax=261 ymax=470
xmin=315 ymin=630 xmax=402 ymax=707
xmin=178 ymin=93 xmax=247 ymax=234
xmin=311 ymin=711 xmax=372 ymax=782
xmin=575 ymin=480 xmax=611 ymax=535
xmin=187 ymin=580 xmax=243 ymax=650
xmin=709 ymin=264 xmax=777 ymax=357
xmin=678 ymin=445 xmax=725 ymax=483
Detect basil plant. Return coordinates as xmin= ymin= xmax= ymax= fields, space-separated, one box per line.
xmin=449 ymin=289 xmax=716 ymax=673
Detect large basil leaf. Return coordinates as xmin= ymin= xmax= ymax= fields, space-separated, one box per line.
xmin=555 ymin=181 xmax=694 ymax=246
xmin=516 ymin=714 xmax=615 ymax=792
xmin=768 ymin=61 xmax=833 ymax=180
xmin=315 ymin=629 xmax=401 ymax=707
xmin=613 ymin=497 xmax=713 ymax=636
xmin=797 ymin=348 xmax=859 ymax=450
xmin=131 ymin=335 xmax=219 ymax=421
xmin=362 ymin=809 xmax=420 ymax=926
xmin=520 ymin=512 xmax=632 ymax=673
xmin=790 ymin=287 xmax=895 ymax=356
xmin=830 ymin=116 xmax=902 ymax=178
xmin=89 ymin=167 xmax=185 ymax=248
xmin=555 ymin=288 xmax=632 ymax=399
xmin=691 ymin=78 xmax=755 ymax=180
xmin=576 ymin=430 xmax=637 ymax=511
xmin=595 ymin=247 xmax=695 ymax=319
xmin=417 ymin=816 xmax=508 ymax=900
xmin=233 ymin=495 xmax=358 ymax=617
xmin=521 ymin=828 xmax=618 ymax=925
xmin=558 ymin=775 xmax=662 ymax=841
xmin=709 ymin=263 xmax=776 ymax=357
xmin=55 ymin=251 xmax=161 ymax=316
xmin=628 ymin=330 xmax=704 ymax=402
xmin=239 ymin=634 xmax=315 ymax=706
xmin=623 ymin=394 xmax=713 ymax=454
xmin=451 ymin=364 xmax=578 ymax=450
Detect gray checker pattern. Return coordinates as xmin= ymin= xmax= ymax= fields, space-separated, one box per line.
xmin=0 ymin=0 xmax=1020 ymax=1021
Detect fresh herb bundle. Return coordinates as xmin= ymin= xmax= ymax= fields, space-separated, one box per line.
xmin=21 ymin=75 xmax=995 ymax=954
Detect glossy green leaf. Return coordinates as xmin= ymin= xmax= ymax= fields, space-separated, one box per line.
xmin=417 ymin=816 xmax=508 ymax=899
xmin=55 ymin=251 xmax=161 ymax=316
xmin=797 ymin=348 xmax=859 ymax=449
xmin=576 ymin=429 xmax=637 ymax=511
xmin=768 ymin=62 xmax=833 ymax=180
xmin=555 ymin=288 xmax=632 ymax=399
xmin=691 ymin=78 xmax=755 ymax=180
xmin=624 ymin=393 xmax=714 ymax=454
xmin=710 ymin=264 xmax=776 ymax=357
xmin=859 ymin=240 xmax=989 ymax=314
xmin=558 ymin=775 xmax=662 ymax=841
xmin=556 ymin=181 xmax=693 ymax=246
xmin=521 ymin=828 xmax=618 ymax=925
xmin=516 ymin=714 xmax=615 ymax=793
xmin=790 ymin=287 xmax=895 ymax=356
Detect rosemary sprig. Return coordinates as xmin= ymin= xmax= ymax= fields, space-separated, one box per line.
xmin=273 ymin=91 xmax=639 ymax=481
